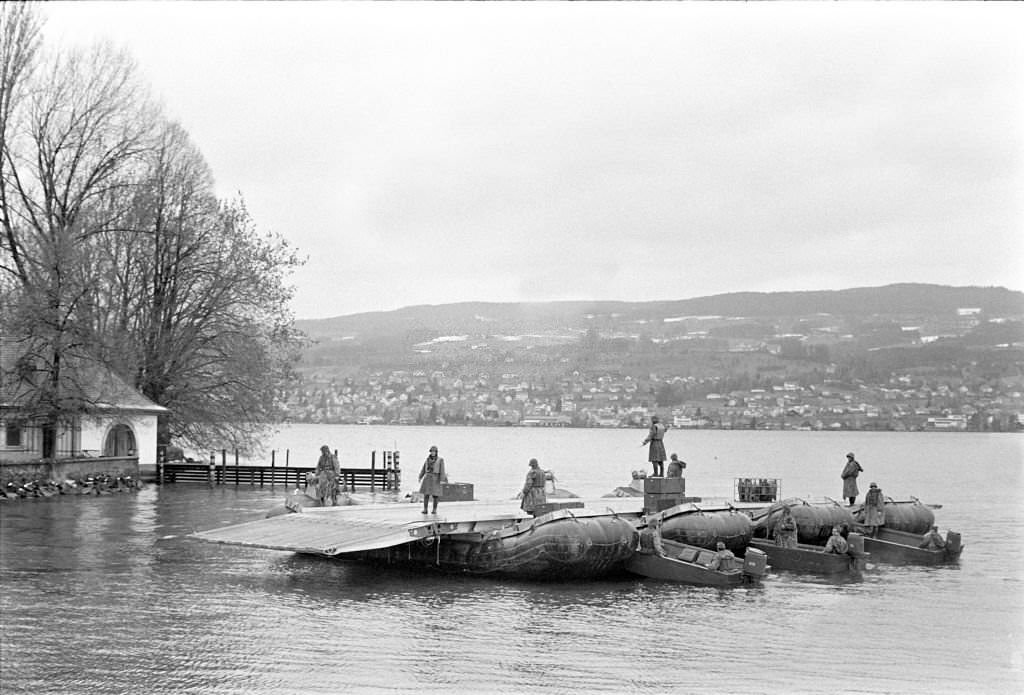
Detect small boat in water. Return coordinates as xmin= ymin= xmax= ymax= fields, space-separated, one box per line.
xmin=627 ymin=533 xmax=768 ymax=587
xmin=859 ymin=527 xmax=963 ymax=565
xmin=748 ymin=535 xmax=868 ymax=576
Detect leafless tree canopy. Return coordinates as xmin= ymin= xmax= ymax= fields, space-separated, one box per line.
xmin=1 ymin=5 xmax=306 ymax=453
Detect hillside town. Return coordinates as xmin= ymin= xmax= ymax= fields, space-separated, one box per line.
xmin=283 ymin=367 xmax=1023 ymax=433
xmin=285 ymin=299 xmax=1024 ymax=433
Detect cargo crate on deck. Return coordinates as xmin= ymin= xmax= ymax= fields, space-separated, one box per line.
xmin=441 ymin=482 xmax=474 ymax=501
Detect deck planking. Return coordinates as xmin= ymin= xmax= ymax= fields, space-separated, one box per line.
xmin=189 ymin=496 xmax=764 ymax=556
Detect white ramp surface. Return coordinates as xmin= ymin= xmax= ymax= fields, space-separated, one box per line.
xmin=190 ymin=498 xmax=646 ymax=556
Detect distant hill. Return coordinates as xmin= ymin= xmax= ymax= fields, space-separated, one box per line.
xmin=296 ymin=284 xmax=1024 ymax=340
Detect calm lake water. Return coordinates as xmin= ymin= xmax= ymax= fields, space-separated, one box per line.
xmin=1 ymin=426 xmax=1022 ymax=694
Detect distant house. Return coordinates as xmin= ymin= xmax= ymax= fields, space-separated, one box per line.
xmin=925 ymin=415 xmax=968 ymax=431
xmin=1 ymin=344 xmax=166 ymax=484
xmin=520 ymin=414 xmax=571 ymax=427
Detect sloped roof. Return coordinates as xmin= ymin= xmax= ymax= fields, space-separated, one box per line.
xmin=0 ymin=339 xmax=166 ymax=413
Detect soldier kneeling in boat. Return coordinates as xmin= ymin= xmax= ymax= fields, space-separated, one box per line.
xmin=919 ymin=525 xmax=946 ymax=550
xmin=708 ymin=542 xmax=736 ymax=571
xmin=823 ymin=526 xmax=849 ymax=554
xmin=773 ymin=506 xmax=799 ymax=548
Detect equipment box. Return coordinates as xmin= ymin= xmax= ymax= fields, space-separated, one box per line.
xmin=644 ymin=496 xmax=680 ymax=514
xmin=441 ymin=482 xmax=474 ymax=501
xmin=644 ymin=477 xmax=685 ymax=494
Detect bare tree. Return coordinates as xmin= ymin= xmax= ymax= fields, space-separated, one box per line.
xmin=0 ymin=3 xmax=42 ymax=286
xmin=2 ymin=16 xmax=305 ymax=455
xmin=1 ymin=24 xmax=156 ymax=441
xmin=92 ymin=123 xmax=306 ymax=451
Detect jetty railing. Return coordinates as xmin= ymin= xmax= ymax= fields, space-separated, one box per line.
xmin=156 ymin=449 xmax=401 ymax=491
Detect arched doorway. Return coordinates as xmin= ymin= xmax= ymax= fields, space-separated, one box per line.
xmin=103 ymin=424 xmax=137 ymax=457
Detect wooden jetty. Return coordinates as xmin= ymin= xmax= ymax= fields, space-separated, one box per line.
xmin=156 ymin=449 xmax=400 ymax=491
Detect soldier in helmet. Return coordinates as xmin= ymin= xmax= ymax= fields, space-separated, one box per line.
xmin=418 ymin=446 xmax=447 ymax=515
xmin=862 ymin=482 xmax=885 ymax=537
xmin=841 ymin=452 xmax=863 ymax=505
xmin=519 ymin=458 xmax=547 ymax=514
xmin=824 ymin=526 xmax=850 ymax=554
xmin=642 ymin=415 xmax=668 ymax=477
xmin=919 ymin=525 xmax=946 ymax=550
xmin=708 ymin=541 xmax=737 ymax=571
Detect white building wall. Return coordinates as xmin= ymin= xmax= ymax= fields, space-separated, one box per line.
xmin=80 ymin=411 xmax=160 ymax=463
xmin=134 ymin=415 xmax=159 ymax=466
xmin=79 ymin=419 xmax=104 ymax=455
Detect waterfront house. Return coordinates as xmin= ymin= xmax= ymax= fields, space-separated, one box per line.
xmin=0 ymin=346 xmax=166 ymax=486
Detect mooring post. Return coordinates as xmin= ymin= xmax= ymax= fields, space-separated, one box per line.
xmin=221 ymin=449 xmax=227 ymax=485
xmin=208 ymin=452 xmax=216 ymax=486
xmin=234 ymin=449 xmax=239 ymax=487
xmin=371 ymin=450 xmax=376 ymax=493
xmin=157 ymin=451 xmax=165 ymax=486
xmin=270 ymin=450 xmax=276 ymax=489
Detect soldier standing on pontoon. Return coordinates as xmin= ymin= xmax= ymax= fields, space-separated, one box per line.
xmin=642 ymin=415 xmax=668 ymax=477
xmin=841 ymin=452 xmax=863 ymax=506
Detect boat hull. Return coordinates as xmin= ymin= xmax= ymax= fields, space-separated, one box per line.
xmin=861 ymin=528 xmax=963 ymax=565
xmin=626 ymin=551 xmax=745 ymax=588
xmin=626 ymin=538 xmax=764 ymax=587
xmin=748 ymin=539 xmax=866 ymax=575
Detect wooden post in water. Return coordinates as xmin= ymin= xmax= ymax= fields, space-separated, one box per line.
xmin=221 ymin=449 xmax=227 ymax=485
xmin=270 ymin=450 xmax=275 ymax=489
xmin=157 ymin=450 xmax=165 ymax=486
xmin=371 ymin=450 xmax=376 ymax=493
xmin=235 ymin=449 xmax=239 ymax=487
xmin=208 ymin=452 xmax=216 ymax=486
xmin=335 ymin=448 xmax=343 ymax=492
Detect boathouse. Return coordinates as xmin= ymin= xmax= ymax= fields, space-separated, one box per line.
xmin=0 ymin=345 xmax=166 ymax=487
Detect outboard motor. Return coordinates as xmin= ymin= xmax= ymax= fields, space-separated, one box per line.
xmin=846 ymin=532 xmax=866 ymax=557
xmin=945 ymin=531 xmax=962 ymax=556
xmin=742 ymin=547 xmax=768 ymax=579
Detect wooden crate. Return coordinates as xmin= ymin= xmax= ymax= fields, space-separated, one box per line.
xmin=441 ymin=482 xmax=474 ymax=501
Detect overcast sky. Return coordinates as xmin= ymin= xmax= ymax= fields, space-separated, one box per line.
xmin=40 ymin=2 xmax=1023 ymax=320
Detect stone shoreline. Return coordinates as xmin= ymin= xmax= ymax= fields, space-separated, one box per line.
xmin=0 ymin=474 xmax=142 ymax=501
